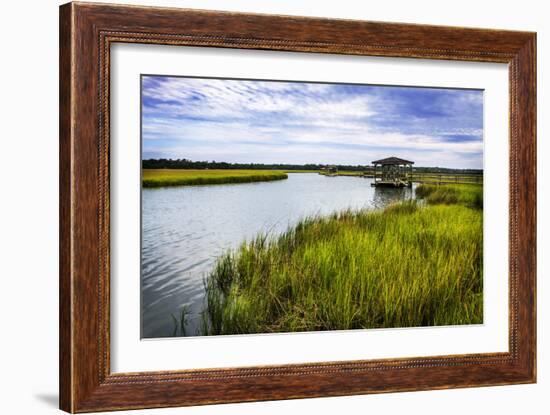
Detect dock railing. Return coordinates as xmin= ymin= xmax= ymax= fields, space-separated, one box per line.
xmin=411 ymin=173 xmax=483 ymax=185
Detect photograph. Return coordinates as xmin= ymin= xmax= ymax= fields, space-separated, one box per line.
xmin=140 ymin=75 xmax=484 ymax=338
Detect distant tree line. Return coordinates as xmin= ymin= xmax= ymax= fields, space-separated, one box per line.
xmin=142 ymin=158 xmax=482 ymax=175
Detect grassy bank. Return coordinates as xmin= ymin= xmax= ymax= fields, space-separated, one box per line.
xmin=318 ymin=170 xmax=368 ymax=177
xmin=333 ymin=171 xmax=367 ymax=176
xmin=143 ymin=169 xmax=288 ymax=187
xmin=412 ymin=173 xmax=483 ymax=185
xmin=201 ymin=184 xmax=483 ymax=335
xmin=416 ymin=183 xmax=483 ymax=209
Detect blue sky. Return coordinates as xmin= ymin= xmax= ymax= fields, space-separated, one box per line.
xmin=141 ymin=76 xmax=483 ymax=168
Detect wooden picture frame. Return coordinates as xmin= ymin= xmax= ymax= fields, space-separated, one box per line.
xmin=59 ymin=2 xmax=536 ymax=412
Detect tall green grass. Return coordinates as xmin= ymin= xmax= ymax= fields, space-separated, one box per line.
xmin=200 ymin=185 xmax=483 ymax=335
xmin=416 ymin=183 xmax=483 ymax=209
xmin=143 ymin=169 xmax=288 ymax=187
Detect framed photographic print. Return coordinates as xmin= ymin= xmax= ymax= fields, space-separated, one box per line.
xmin=59 ymin=2 xmax=536 ymax=412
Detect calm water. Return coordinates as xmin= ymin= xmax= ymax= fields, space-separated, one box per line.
xmin=141 ymin=174 xmax=416 ymax=338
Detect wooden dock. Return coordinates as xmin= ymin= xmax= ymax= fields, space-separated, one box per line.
xmin=370 ymin=179 xmax=411 ymax=187
xmin=372 ymin=156 xmax=414 ymax=188
xmin=411 ymin=174 xmax=483 ymax=185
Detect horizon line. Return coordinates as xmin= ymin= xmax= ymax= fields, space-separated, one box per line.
xmin=142 ymin=158 xmax=483 ymax=170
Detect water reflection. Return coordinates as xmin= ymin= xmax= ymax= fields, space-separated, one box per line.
xmin=372 ymin=185 xmax=415 ymax=209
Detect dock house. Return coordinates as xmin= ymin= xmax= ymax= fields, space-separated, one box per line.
xmin=372 ymin=157 xmax=414 ymax=187
xmin=320 ymin=165 xmax=338 ymax=176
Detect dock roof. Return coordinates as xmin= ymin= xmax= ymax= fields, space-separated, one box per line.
xmin=372 ymin=156 xmax=414 ymax=165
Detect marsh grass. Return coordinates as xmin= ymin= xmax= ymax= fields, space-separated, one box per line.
xmin=171 ymin=305 xmax=191 ymax=336
xmin=143 ymin=169 xmax=288 ymax=187
xmin=201 ymin=185 xmax=483 ymax=335
xmin=416 ymin=183 xmax=483 ymax=209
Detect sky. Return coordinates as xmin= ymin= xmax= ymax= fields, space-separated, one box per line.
xmin=141 ymin=76 xmax=483 ymax=169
